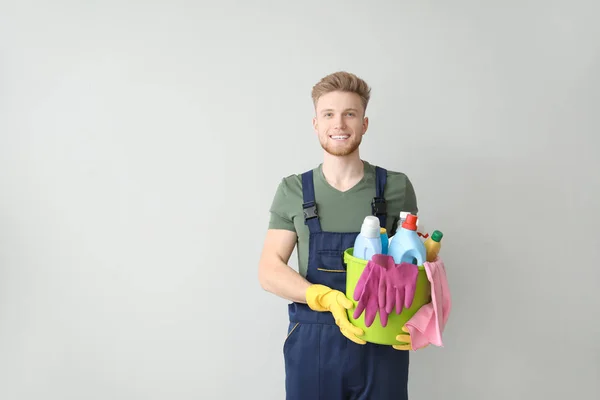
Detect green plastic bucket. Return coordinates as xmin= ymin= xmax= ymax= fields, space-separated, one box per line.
xmin=344 ymin=248 xmax=431 ymax=346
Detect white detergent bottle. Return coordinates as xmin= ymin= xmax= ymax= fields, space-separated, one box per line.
xmin=388 ymin=214 xmax=427 ymax=265
xmin=353 ymin=216 xmax=382 ymax=261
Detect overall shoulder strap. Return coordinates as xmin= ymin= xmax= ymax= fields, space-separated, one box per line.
xmin=372 ymin=166 xmax=388 ymax=228
xmin=301 ymin=170 xmax=322 ymax=234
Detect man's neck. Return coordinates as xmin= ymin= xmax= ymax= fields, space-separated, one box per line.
xmin=321 ymin=151 xmax=365 ymax=192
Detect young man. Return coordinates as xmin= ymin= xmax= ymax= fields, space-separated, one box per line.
xmin=258 ymin=71 xmax=419 ymax=400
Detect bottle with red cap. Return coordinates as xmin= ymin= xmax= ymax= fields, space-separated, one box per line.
xmin=388 ymin=214 xmax=427 ymax=265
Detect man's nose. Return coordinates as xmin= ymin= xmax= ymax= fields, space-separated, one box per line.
xmin=334 ymin=116 xmax=346 ymax=129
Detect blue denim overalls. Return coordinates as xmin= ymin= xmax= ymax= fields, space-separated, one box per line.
xmin=283 ymin=167 xmax=409 ymax=400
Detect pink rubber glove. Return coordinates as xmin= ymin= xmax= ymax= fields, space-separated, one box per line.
xmin=372 ymin=254 xmax=398 ymax=326
xmin=353 ymin=259 xmax=385 ymax=327
xmin=353 ymin=254 xmax=396 ymax=327
xmin=380 ymin=262 xmax=419 ymax=315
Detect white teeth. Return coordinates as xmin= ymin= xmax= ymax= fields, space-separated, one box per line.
xmin=331 ymin=135 xmax=349 ymax=140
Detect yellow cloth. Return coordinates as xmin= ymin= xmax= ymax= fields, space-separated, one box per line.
xmin=305 ymin=284 xmax=366 ymax=345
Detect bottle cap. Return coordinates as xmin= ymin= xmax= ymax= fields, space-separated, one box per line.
xmin=399 ymin=211 xmax=418 ymax=226
xmin=361 ymin=216 xmax=381 ymax=238
xmin=401 ymin=214 xmax=418 ymax=231
xmin=380 ymin=227 xmax=387 ymax=234
xmin=432 ymin=230 xmax=443 ymax=242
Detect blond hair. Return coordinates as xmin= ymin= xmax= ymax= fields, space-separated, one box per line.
xmin=311 ymin=71 xmax=371 ymax=113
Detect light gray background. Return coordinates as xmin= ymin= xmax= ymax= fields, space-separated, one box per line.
xmin=1 ymin=0 xmax=598 ymax=399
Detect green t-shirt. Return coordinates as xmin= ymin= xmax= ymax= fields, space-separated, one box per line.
xmin=268 ymin=161 xmax=418 ymax=277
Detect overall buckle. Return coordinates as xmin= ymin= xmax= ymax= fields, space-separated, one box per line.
xmin=302 ymin=201 xmax=318 ymax=220
xmin=371 ymin=197 xmax=387 ymax=216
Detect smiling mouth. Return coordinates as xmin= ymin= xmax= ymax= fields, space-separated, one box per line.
xmin=329 ymin=135 xmax=350 ymax=140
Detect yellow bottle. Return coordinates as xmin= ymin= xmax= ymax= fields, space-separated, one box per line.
xmin=424 ymin=230 xmax=443 ymax=262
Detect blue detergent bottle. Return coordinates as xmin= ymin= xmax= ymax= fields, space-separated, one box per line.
xmin=353 ymin=216 xmax=383 ymax=261
xmin=388 ymin=214 xmax=427 ymax=265
xmin=380 ymin=227 xmax=389 ymax=255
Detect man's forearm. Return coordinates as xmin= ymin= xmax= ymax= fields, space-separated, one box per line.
xmin=259 ymin=258 xmax=312 ymax=304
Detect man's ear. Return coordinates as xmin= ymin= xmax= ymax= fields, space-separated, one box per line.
xmin=362 ymin=116 xmax=369 ymax=134
xmin=312 ymin=116 xmax=318 ymax=133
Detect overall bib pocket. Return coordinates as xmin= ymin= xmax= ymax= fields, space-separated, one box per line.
xmin=316 ymin=249 xmax=346 ymax=273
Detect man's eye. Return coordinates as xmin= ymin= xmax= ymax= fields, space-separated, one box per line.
xmin=347 ymin=113 xmax=354 ymax=117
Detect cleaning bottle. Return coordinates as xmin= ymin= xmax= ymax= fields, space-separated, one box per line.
xmin=395 ymin=211 xmax=419 ymax=235
xmin=388 ymin=214 xmax=427 ymax=265
xmin=398 ymin=211 xmax=411 ymax=226
xmin=380 ymin=227 xmax=389 ymax=255
xmin=424 ymin=230 xmax=443 ymax=262
xmin=353 ymin=216 xmax=383 ymax=261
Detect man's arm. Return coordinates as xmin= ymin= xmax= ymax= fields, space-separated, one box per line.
xmin=258 ymin=229 xmax=311 ymax=303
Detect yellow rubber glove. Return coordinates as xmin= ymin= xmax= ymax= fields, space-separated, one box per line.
xmin=306 ymin=284 xmax=366 ymax=345
xmin=393 ymin=326 xmax=429 ymax=351
xmin=392 ymin=326 xmax=412 ymax=350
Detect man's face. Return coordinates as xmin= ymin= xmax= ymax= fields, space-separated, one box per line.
xmin=313 ymin=91 xmax=368 ymax=157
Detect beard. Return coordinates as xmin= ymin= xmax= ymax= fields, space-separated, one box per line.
xmin=319 ymin=134 xmax=362 ymax=157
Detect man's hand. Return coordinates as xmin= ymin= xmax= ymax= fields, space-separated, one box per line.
xmin=306 ymin=284 xmax=366 ymax=345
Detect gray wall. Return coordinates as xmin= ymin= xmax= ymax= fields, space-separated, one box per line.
xmin=1 ymin=0 xmax=598 ymax=399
